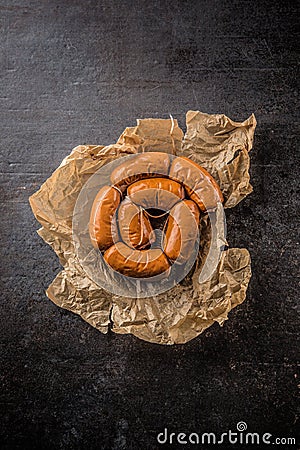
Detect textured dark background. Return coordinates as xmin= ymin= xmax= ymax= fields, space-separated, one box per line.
xmin=0 ymin=0 xmax=299 ymax=449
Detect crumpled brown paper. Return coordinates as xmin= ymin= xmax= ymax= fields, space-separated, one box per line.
xmin=29 ymin=111 xmax=256 ymax=345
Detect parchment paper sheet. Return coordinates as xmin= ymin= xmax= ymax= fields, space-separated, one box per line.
xmin=29 ymin=111 xmax=256 ymax=344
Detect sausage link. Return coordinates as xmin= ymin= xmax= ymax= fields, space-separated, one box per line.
xmin=117 ymin=198 xmax=154 ymax=250
xmin=110 ymin=152 xmax=170 ymax=192
xmin=163 ymin=199 xmax=200 ymax=263
xmin=169 ymin=156 xmax=223 ymax=211
xmin=104 ymin=242 xmax=170 ymax=278
xmin=89 ymin=185 xmax=121 ymax=251
xmin=127 ymin=177 xmax=185 ymax=211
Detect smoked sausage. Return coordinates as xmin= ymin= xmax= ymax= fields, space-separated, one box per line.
xmin=89 ymin=185 xmax=120 ymax=251
xmin=163 ymin=200 xmax=200 ymax=263
xmin=104 ymin=242 xmax=171 ymax=278
xmin=117 ymin=197 xmax=154 ymax=250
xmin=110 ymin=152 xmax=170 ymax=192
xmin=169 ymin=156 xmax=223 ymax=211
xmin=127 ymin=177 xmax=185 ymax=211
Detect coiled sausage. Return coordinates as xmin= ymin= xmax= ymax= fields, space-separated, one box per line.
xmin=90 ymin=154 xmax=224 ymax=279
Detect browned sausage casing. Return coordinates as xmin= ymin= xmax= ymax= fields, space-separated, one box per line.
xmin=164 ymin=199 xmax=200 ymax=263
xmin=117 ymin=198 xmax=154 ymax=250
xmin=127 ymin=177 xmax=185 ymax=211
xmin=110 ymin=152 xmax=170 ymax=192
xmin=169 ymin=156 xmax=223 ymax=211
xmin=89 ymin=185 xmax=120 ymax=251
xmin=104 ymin=242 xmax=170 ymax=278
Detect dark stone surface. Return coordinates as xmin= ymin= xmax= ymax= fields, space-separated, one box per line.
xmin=0 ymin=0 xmax=299 ymax=449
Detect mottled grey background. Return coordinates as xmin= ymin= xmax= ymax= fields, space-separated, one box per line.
xmin=0 ymin=1 xmax=299 ymax=449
